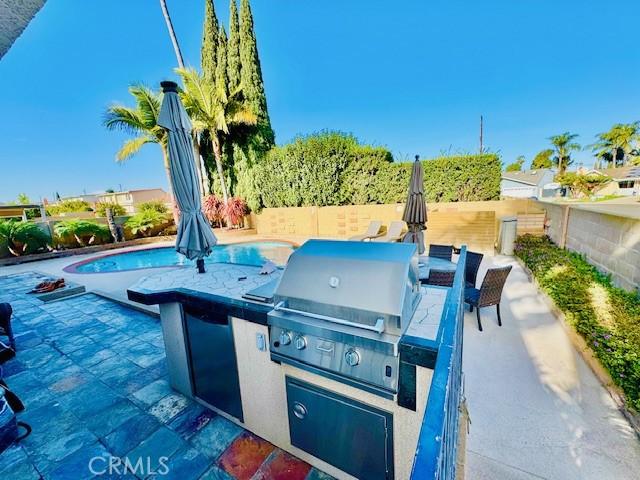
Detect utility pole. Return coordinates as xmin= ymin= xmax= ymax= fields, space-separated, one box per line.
xmin=479 ymin=115 xmax=484 ymax=154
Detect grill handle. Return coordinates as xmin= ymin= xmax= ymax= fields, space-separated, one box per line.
xmin=273 ymin=302 xmax=385 ymax=334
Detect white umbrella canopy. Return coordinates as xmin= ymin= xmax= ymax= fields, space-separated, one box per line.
xmin=158 ymin=81 xmax=217 ymax=270
xmin=402 ymin=155 xmax=427 ymax=254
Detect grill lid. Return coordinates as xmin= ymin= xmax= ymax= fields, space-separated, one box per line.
xmin=273 ymin=240 xmax=420 ymax=335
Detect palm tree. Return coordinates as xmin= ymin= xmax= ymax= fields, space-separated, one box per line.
xmin=591 ymin=122 xmax=640 ymax=168
xmin=549 ymin=132 xmax=581 ymax=174
xmin=104 ymin=85 xmax=170 ymax=187
xmin=176 ymin=67 xmax=257 ymax=202
xmin=103 ymin=85 xmax=183 ymax=223
xmin=159 ymin=0 xmax=185 ymax=69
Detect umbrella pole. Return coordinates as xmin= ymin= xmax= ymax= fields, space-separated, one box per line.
xmin=196 ymin=258 xmax=205 ymax=274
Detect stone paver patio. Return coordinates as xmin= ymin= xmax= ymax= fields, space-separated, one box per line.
xmin=0 ymin=272 xmax=331 ymax=480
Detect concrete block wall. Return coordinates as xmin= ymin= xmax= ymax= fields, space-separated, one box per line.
xmin=539 ymin=202 xmax=568 ymax=246
xmin=252 ymin=200 xmax=536 ymax=254
xmin=564 ymin=208 xmax=640 ymax=292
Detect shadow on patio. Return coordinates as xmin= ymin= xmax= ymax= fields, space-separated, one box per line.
xmin=463 ymin=256 xmax=640 ymax=480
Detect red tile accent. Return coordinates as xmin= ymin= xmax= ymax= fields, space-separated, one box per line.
xmin=253 ymin=449 xmax=312 ymax=480
xmin=218 ymin=432 xmax=276 ymax=480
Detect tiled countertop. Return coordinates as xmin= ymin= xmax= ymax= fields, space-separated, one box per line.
xmin=404 ymin=286 xmax=448 ymax=342
xmin=127 ymin=264 xmax=282 ymax=325
xmin=128 ymin=263 xmax=282 ymax=303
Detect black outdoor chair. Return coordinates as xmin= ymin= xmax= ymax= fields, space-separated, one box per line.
xmin=465 ymin=251 xmax=484 ymax=288
xmin=428 ymin=244 xmax=454 ymax=261
xmin=424 ymin=269 xmax=456 ymax=287
xmin=0 ymin=303 xmax=15 ymax=351
xmin=464 ymin=266 xmax=512 ymax=332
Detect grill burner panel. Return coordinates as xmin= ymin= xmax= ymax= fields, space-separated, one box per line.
xmin=269 ymin=311 xmax=400 ymax=394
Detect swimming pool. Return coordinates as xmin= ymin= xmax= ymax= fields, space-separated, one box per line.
xmin=65 ymin=241 xmax=296 ymax=273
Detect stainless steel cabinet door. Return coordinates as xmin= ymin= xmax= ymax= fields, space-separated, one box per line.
xmin=184 ymin=306 xmax=243 ymax=422
xmin=286 ymin=377 xmax=394 ymax=480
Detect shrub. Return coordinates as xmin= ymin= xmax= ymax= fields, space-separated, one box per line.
xmin=0 ymin=220 xmax=51 ymax=256
xmin=124 ymin=210 xmax=170 ymax=238
xmin=224 ymin=197 xmax=248 ymax=227
xmin=256 ymin=131 xmax=358 ymax=208
xmin=253 ymin=131 xmax=501 ymax=209
xmin=202 ymin=195 xmax=225 ymax=226
xmin=556 ymin=172 xmax=610 ymax=198
xmin=515 ymin=234 xmax=640 ymax=411
xmin=94 ymin=202 xmax=126 ymax=217
xmin=54 ymin=220 xmax=110 ymax=247
xmin=138 ymin=200 xmax=169 ymax=214
xmin=46 ymin=199 xmax=93 ymax=216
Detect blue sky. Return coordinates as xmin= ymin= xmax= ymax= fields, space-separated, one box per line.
xmin=1 ymin=0 xmax=639 ymax=203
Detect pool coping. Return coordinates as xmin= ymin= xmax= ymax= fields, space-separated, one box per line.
xmin=63 ymin=239 xmax=299 ymax=274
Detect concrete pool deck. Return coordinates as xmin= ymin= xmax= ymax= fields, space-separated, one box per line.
xmin=1 ymin=244 xmax=639 ymax=479
xmin=0 ymin=234 xmax=305 ymax=305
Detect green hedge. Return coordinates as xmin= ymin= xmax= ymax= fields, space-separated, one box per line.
xmin=515 ymin=235 xmax=640 ymax=411
xmin=253 ymin=131 xmax=501 ymax=209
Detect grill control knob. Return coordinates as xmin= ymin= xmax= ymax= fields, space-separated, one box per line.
xmin=279 ymin=331 xmax=292 ymax=346
xmin=294 ymin=335 xmax=307 ymax=350
xmin=345 ymin=348 xmax=360 ymax=367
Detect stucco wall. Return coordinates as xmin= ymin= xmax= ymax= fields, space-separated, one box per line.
xmin=0 ymin=0 xmax=46 ymax=58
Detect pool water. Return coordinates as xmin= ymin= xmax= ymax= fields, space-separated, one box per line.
xmin=68 ymin=241 xmax=295 ymax=273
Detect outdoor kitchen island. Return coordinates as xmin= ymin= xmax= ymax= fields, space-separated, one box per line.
xmin=128 ymin=241 xmax=466 ymax=480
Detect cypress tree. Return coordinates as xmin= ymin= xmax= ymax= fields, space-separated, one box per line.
xmin=215 ymin=26 xmax=229 ymax=99
xmin=227 ymin=0 xmax=241 ymax=92
xmin=239 ymin=0 xmax=274 ymax=149
xmin=201 ymin=0 xmax=219 ymax=82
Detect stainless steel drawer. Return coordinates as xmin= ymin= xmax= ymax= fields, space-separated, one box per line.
xmin=286 ymin=377 xmax=394 ymax=480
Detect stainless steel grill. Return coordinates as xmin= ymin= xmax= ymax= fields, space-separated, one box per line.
xmin=268 ymin=240 xmax=421 ymax=396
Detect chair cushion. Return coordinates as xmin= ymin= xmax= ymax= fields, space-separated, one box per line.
xmin=464 ymin=287 xmax=480 ymax=305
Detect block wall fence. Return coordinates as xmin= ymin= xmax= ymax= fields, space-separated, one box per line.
xmin=537 ymin=201 xmax=640 ymax=292
xmin=250 ymin=199 xmax=545 ymax=255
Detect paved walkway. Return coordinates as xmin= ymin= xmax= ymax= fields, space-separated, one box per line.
xmin=0 ymin=272 xmax=331 ymax=480
xmin=464 ymin=256 xmax=640 ymax=479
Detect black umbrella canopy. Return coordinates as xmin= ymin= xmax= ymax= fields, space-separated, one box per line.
xmin=402 ymin=155 xmax=427 ymax=254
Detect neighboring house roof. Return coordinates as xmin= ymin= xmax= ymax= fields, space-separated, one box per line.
xmin=501 ymin=169 xmax=553 ymax=187
xmin=595 ymin=166 xmax=640 ymax=181
xmin=61 ymin=189 xmax=168 ymax=201
xmin=104 ymin=188 xmax=167 ymax=194
xmin=0 ymin=204 xmax=41 ymax=218
xmin=0 ymin=204 xmax=40 ymax=210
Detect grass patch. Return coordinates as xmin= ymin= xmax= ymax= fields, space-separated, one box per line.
xmin=515 ymin=234 xmax=640 ymax=412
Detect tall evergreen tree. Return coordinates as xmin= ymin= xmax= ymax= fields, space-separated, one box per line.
xmin=227 ymin=0 xmax=242 ymax=92
xmin=239 ymin=0 xmax=274 ymax=150
xmin=215 ymin=26 xmax=229 ymax=98
xmin=201 ymin=0 xmax=219 ymax=82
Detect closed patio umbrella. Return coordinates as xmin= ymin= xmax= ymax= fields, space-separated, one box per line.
xmin=402 ymin=155 xmax=427 ymax=254
xmin=158 ymin=81 xmax=217 ymax=272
